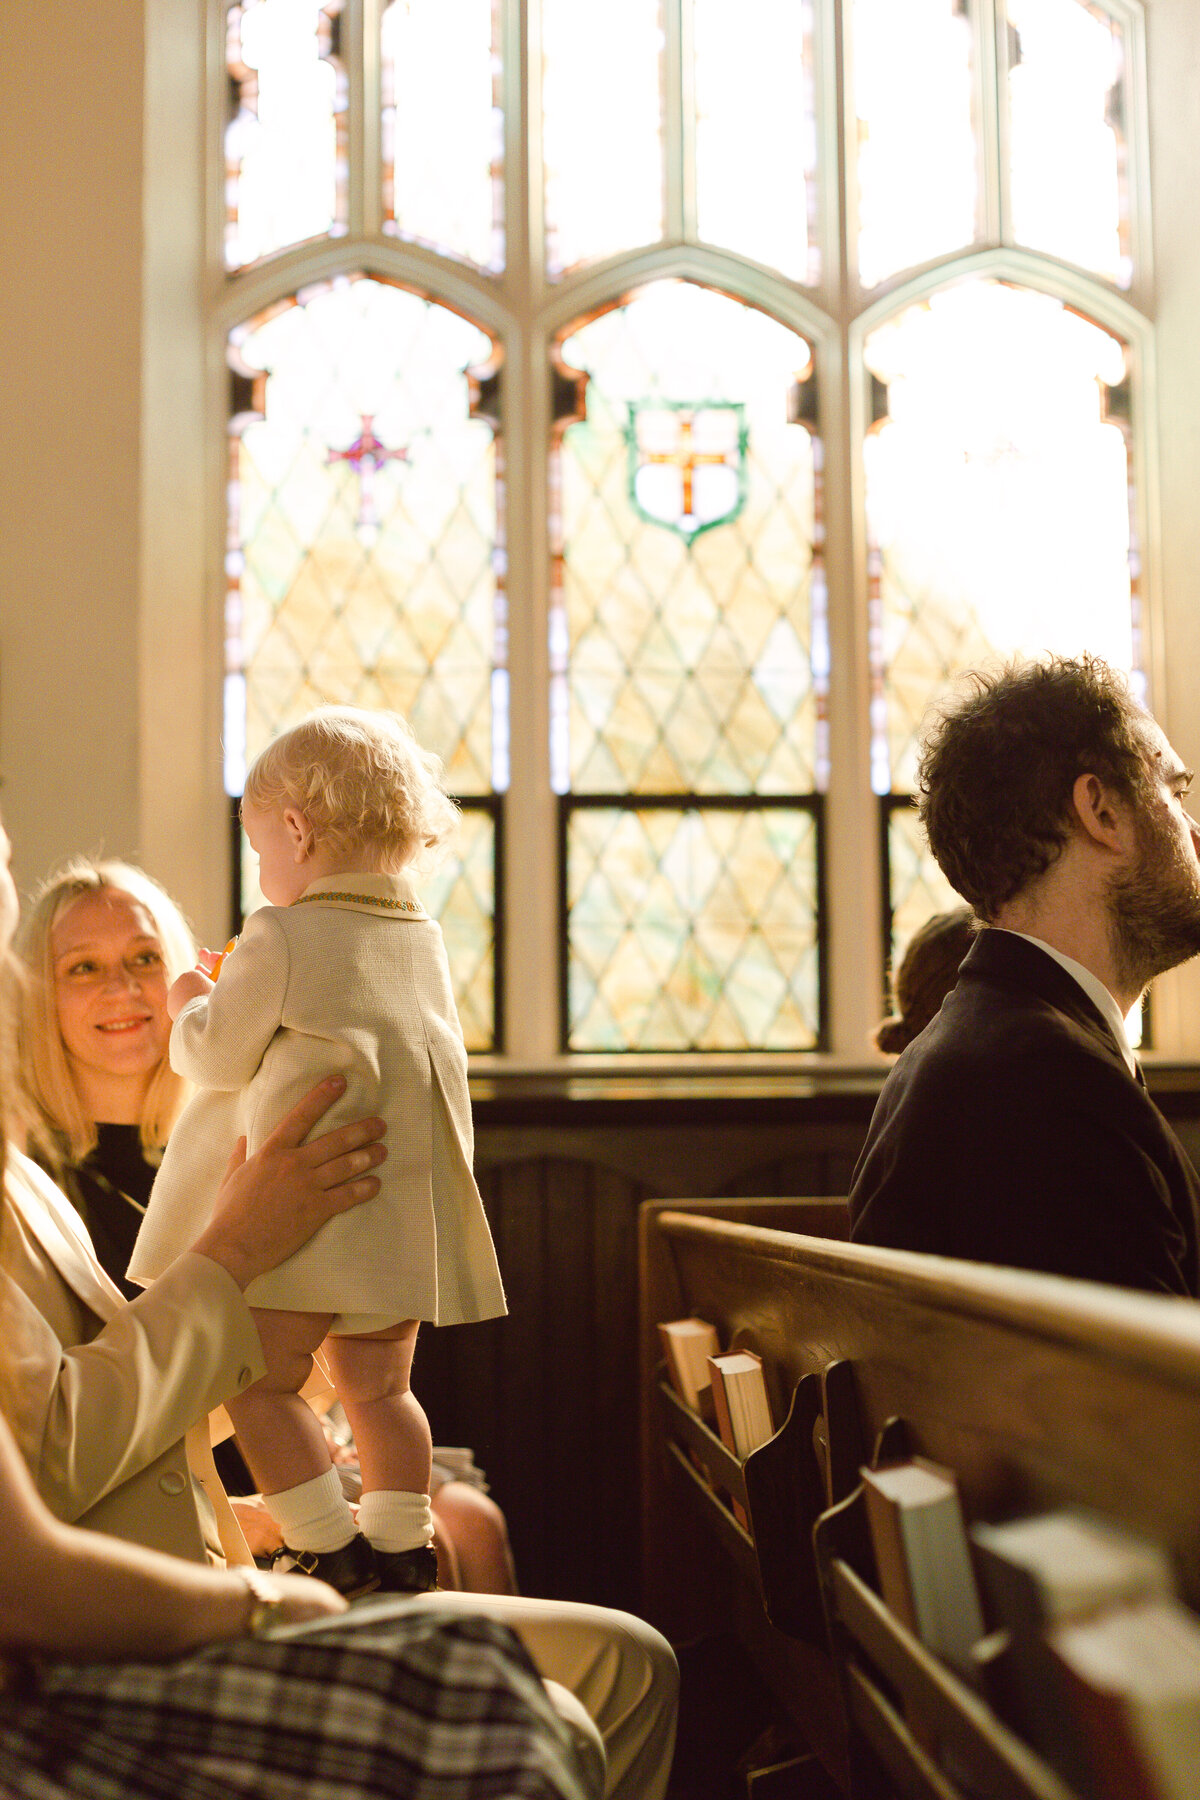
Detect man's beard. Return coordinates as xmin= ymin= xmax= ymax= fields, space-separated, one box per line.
xmin=1108 ymin=807 xmax=1200 ymax=994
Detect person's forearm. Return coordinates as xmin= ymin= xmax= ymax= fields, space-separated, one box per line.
xmin=2 ymin=1518 xmax=253 ymax=1661
xmin=30 ymin=1254 xmax=264 ymax=1523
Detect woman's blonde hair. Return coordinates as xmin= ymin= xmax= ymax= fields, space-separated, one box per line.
xmin=9 ymin=860 xmax=197 ymax=1167
xmin=243 ymin=706 xmax=459 ymax=872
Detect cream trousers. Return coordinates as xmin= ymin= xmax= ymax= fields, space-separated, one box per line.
xmin=342 ymin=1590 xmax=679 ymax=1800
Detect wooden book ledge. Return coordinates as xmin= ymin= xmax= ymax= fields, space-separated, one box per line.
xmin=641 ymin=1198 xmax=1200 ymax=1800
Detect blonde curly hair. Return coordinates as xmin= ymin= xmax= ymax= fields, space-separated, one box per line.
xmin=243 ymin=707 xmax=459 ymax=873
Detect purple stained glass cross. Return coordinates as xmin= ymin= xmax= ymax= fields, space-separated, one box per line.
xmin=326 ymin=414 xmax=413 ymax=539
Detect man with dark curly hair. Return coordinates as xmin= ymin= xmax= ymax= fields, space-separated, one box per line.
xmin=850 ymin=654 xmax=1200 ymax=1294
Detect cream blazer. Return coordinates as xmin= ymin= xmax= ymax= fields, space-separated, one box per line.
xmin=0 ymin=1147 xmax=265 ymax=1562
xmin=128 ymin=873 xmax=506 ymax=1328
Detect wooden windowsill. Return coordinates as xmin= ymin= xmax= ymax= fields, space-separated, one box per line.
xmin=468 ymin=1058 xmax=1200 ymax=1122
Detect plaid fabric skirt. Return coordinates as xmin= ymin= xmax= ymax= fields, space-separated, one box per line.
xmin=0 ymin=1603 xmax=592 ymax=1800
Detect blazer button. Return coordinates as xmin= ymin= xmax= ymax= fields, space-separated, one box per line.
xmin=159 ymin=1470 xmax=187 ymax=1496
xmin=238 ymin=1366 xmax=254 ymax=1389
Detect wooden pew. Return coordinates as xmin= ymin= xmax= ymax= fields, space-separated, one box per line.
xmin=641 ymin=1203 xmax=1200 ymax=1799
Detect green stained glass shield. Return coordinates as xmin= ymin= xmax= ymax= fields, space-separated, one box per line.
xmin=566 ymin=805 xmax=821 ymax=1051
xmin=553 ymin=283 xmax=819 ymax=799
xmin=381 ymin=0 xmax=503 ymax=271
xmin=225 ymin=0 xmax=347 ymax=270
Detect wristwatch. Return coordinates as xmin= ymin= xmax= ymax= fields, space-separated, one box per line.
xmin=236 ymin=1564 xmax=286 ymax=1637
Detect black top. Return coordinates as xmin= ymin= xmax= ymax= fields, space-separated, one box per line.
xmin=54 ymin=1127 xmax=260 ymax=1495
xmin=849 ymin=930 xmax=1200 ymax=1297
xmin=61 ymin=1124 xmax=157 ymax=1302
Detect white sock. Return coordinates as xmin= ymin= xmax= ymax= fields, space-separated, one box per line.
xmin=357 ymin=1489 xmax=434 ymax=1553
xmin=265 ymin=1467 xmax=357 ymax=1553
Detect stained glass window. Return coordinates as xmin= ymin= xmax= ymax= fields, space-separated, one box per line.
xmin=381 ymin=0 xmax=503 ymax=271
xmin=225 ymin=0 xmax=347 ymax=270
xmin=693 ymin=0 xmax=819 ymax=283
xmin=867 ymin=279 xmax=1134 ymax=794
xmin=567 ymin=804 xmax=821 ymax=1051
xmin=551 ymin=281 xmax=822 ymax=1051
xmin=866 ymin=278 xmax=1139 ymax=963
xmin=225 ymin=275 xmax=502 ymax=1048
xmin=853 ymin=0 xmax=977 ymax=288
xmin=209 ymin=0 xmax=1156 ymax=1062
xmin=542 ymin=0 xmax=664 ymax=277
xmin=1007 ymin=0 xmax=1129 ymax=287
xmin=886 ymin=799 xmax=965 ymax=974
xmin=553 ymin=283 xmax=821 ymax=798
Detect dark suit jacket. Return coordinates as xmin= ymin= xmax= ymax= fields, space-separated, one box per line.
xmin=849 ymin=930 xmax=1200 ymax=1296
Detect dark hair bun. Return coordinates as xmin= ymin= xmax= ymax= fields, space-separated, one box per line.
xmin=873 ymin=1016 xmax=912 ymax=1056
xmin=876 ymin=907 xmax=977 ymax=1055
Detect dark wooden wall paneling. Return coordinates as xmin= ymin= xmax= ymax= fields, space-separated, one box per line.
xmin=415 ymin=1087 xmax=874 ymax=1611
xmin=414 ymin=1075 xmax=1200 ymax=1613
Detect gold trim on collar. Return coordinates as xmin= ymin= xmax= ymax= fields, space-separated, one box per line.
xmin=291 ymin=891 xmax=426 ymax=915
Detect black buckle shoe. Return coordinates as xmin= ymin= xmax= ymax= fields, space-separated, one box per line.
xmin=272 ymin=1531 xmax=380 ymax=1599
xmin=373 ymin=1543 xmax=439 ymax=1594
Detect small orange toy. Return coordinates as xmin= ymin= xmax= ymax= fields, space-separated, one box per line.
xmin=206 ymin=938 xmax=238 ymax=980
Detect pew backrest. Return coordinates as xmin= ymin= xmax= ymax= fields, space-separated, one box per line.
xmin=641 ymin=1202 xmax=1200 ymax=1797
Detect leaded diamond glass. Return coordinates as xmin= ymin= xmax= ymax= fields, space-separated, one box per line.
xmin=693 ymin=0 xmax=819 ymax=283
xmin=868 ymin=279 xmax=1140 ymax=961
xmin=853 ymin=0 xmax=977 ymax=288
xmin=226 ymin=275 xmax=502 ymax=1046
xmin=238 ymin=802 xmax=494 ymax=1051
xmin=542 ymin=0 xmax=664 ymax=276
xmin=866 ymin=279 xmax=1135 ymax=799
xmin=381 ymin=0 xmax=503 ymax=271
xmin=1007 ymin=0 xmax=1130 ymax=287
xmin=418 ymin=806 xmax=497 ymax=1050
xmin=566 ymin=806 xmax=820 ymax=1051
xmin=225 ymin=0 xmax=347 ymax=270
xmin=552 ymin=282 xmax=818 ymax=798
xmin=887 ymin=799 xmax=964 ymax=982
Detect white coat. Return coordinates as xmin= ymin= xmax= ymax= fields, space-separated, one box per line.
xmin=127 ymin=872 xmax=506 ymax=1329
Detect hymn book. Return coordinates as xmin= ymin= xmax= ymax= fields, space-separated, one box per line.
xmin=861 ymin=1458 xmax=985 ymax=1680
xmin=1046 ymin=1597 xmax=1200 ymax=1800
xmin=706 ymin=1349 xmax=774 ymax=1528
xmin=706 ymin=1350 xmax=775 ymax=1459
xmin=970 ymin=1510 xmax=1173 ymax=1636
xmin=968 ymin=1510 xmax=1179 ymax=1782
xmin=657 ymin=1317 xmax=720 ymax=1422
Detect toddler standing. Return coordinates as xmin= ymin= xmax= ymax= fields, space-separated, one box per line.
xmin=128 ymin=706 xmax=506 ymax=1596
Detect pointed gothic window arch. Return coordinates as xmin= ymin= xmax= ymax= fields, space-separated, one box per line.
xmin=214 ymin=0 xmax=1154 ymax=1059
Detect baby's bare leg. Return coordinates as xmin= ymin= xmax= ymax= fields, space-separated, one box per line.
xmin=226 ymin=1307 xmax=336 ymax=1495
xmin=323 ymin=1321 xmax=431 ymax=1494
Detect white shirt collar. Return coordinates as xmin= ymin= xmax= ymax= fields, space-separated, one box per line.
xmin=998 ymin=930 xmax=1137 ymax=1077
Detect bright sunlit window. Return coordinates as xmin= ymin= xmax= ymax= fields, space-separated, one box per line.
xmin=217 ymin=0 xmax=1152 ymax=1057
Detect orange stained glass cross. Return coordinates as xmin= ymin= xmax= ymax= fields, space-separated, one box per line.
xmin=639 ymin=409 xmax=736 ymax=524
